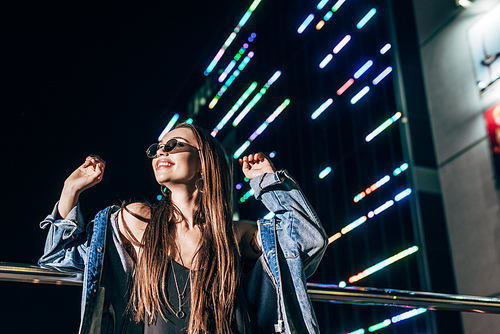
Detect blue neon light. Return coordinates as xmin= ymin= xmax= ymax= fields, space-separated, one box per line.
xmin=333 ymin=35 xmax=351 ymax=54
xmin=372 ymin=67 xmax=393 ymax=85
xmin=319 ymin=167 xmax=332 ymax=179
xmin=324 ymin=11 xmax=333 ymax=21
xmin=158 ymin=113 xmax=180 ymax=141
xmin=350 ymin=86 xmax=370 ymax=104
xmin=311 ymin=98 xmax=333 ymax=119
xmin=356 ymin=8 xmax=377 ymax=29
xmin=298 ymin=14 xmax=315 ymax=34
xmin=354 ymin=60 xmax=373 ymax=79
xmin=394 ymin=188 xmax=412 ymax=202
xmin=319 ymin=54 xmax=333 ymax=68
xmin=317 ymin=0 xmax=330 ymax=10
xmin=380 ymin=43 xmax=391 ymax=54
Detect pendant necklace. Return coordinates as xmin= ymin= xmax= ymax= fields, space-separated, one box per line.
xmin=171 ymin=259 xmax=191 ymax=319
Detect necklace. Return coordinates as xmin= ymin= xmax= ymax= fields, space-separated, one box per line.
xmin=171 ymin=259 xmax=190 ymax=319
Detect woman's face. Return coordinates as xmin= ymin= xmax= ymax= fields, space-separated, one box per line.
xmin=152 ymin=127 xmax=201 ymax=188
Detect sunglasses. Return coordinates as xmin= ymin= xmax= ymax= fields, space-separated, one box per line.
xmin=146 ymin=138 xmax=198 ymax=158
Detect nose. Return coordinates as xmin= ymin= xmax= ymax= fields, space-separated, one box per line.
xmin=156 ymin=144 xmax=169 ymax=157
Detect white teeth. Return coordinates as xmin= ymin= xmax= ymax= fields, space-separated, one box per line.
xmin=158 ymin=161 xmax=173 ymax=167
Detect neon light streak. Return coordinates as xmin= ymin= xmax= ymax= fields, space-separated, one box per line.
xmin=393 ymin=163 xmax=408 ymax=176
xmin=328 ymin=232 xmax=342 ymax=244
xmin=337 ymin=78 xmax=354 ymax=95
xmin=357 ymin=8 xmax=377 ymax=29
xmin=234 ymin=141 xmax=251 ymax=160
xmin=380 ymin=43 xmax=391 ymax=54
xmin=238 ymin=51 xmax=254 ymax=70
xmin=185 ymin=118 xmax=193 ymax=124
xmin=331 ymin=190 xmax=411 ymax=244
xmin=311 ymin=98 xmax=333 ymax=119
xmin=316 ymin=20 xmax=325 ymax=30
xmin=333 ymin=35 xmax=351 ymax=54
xmin=249 ymin=99 xmax=290 ymax=140
xmin=319 ymin=54 xmax=333 ymax=68
xmin=158 ymin=113 xmax=179 ymax=141
xmin=354 ymin=60 xmax=373 ymax=79
xmin=368 ymin=320 xmax=391 ymax=332
xmin=269 ymin=151 xmax=276 ymax=158
xmin=341 ymin=216 xmax=367 ymax=234
xmin=324 ymin=11 xmax=333 ymax=21
xmin=350 ymin=86 xmax=370 ymax=104
xmin=298 ymin=14 xmax=315 ymax=34
xmin=332 ymin=0 xmax=346 ymax=12
xmin=239 ymin=187 xmax=255 ymax=203
xmin=234 ymin=99 xmax=290 ymax=158
xmin=233 ymin=71 xmax=282 ymax=127
xmin=355 ymin=308 xmax=427 ymax=333
xmin=239 ymin=12 xmax=252 ymax=27
xmin=365 ymin=111 xmax=402 ymax=142
xmin=211 ymin=82 xmax=258 ymax=137
xmin=266 ymin=70 xmax=282 ymax=87
xmin=391 ymin=308 xmax=427 ymax=323
xmin=233 ymin=94 xmax=262 ymax=127
xmin=204 ymin=0 xmax=261 ymax=76
xmin=219 ymin=60 xmax=237 ymax=82
xmin=209 ymin=51 xmax=255 ymax=109
xmin=374 ymin=200 xmax=394 ymax=215
xmin=317 ymin=0 xmax=330 ymax=10
xmin=348 ymin=246 xmax=419 ymax=283
xmin=319 ymin=167 xmax=332 ymax=179
xmin=354 ymin=175 xmax=391 ymax=203
xmin=349 ymin=329 xmax=365 ymax=334
xmin=372 ymin=66 xmax=393 ymax=85
xmin=394 ymin=188 xmax=412 ymax=201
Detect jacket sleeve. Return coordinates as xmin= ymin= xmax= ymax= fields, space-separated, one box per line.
xmin=250 ymin=170 xmax=328 ymax=278
xmin=38 ymin=202 xmax=90 ymax=271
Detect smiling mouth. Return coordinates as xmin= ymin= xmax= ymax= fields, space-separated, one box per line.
xmin=156 ymin=161 xmax=174 ymax=169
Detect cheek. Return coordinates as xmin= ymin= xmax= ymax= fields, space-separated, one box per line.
xmin=188 ymin=155 xmax=201 ymax=173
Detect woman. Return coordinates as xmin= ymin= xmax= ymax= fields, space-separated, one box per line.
xmin=39 ymin=123 xmax=327 ymax=334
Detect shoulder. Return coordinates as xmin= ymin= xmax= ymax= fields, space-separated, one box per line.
xmin=234 ymin=220 xmax=262 ymax=260
xmin=123 ymin=202 xmax=151 ymax=219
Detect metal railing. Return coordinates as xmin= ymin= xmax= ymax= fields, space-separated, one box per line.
xmin=2 ymin=262 xmax=500 ymax=313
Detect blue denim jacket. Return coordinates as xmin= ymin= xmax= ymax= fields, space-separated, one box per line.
xmin=39 ymin=170 xmax=327 ymax=333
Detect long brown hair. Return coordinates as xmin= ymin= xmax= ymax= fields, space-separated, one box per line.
xmin=130 ymin=123 xmax=240 ymax=333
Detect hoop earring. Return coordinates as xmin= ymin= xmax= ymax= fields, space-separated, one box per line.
xmin=195 ymin=173 xmax=204 ymax=193
xmin=160 ymin=186 xmax=169 ymax=197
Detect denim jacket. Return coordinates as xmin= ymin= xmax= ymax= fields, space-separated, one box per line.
xmin=39 ymin=170 xmax=328 ymax=334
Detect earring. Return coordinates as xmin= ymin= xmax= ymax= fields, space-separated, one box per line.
xmin=160 ymin=186 xmax=169 ymax=197
xmin=195 ymin=173 xmax=204 ymax=193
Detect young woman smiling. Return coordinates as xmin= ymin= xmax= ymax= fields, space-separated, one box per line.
xmin=39 ymin=123 xmax=327 ymax=334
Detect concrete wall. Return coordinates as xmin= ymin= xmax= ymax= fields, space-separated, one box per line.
xmin=413 ymin=0 xmax=500 ymax=332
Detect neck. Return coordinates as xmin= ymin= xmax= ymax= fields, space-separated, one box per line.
xmin=168 ymin=183 xmax=200 ymax=229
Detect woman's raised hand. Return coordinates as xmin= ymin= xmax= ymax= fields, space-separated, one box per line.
xmin=238 ymin=153 xmax=276 ymax=180
xmin=64 ymin=155 xmax=106 ymax=193
xmin=57 ymin=155 xmax=106 ymax=218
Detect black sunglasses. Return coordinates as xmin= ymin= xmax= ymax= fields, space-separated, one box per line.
xmin=146 ymin=138 xmax=198 ymax=158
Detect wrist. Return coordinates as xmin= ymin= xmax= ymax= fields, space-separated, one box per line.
xmin=61 ymin=183 xmax=82 ymax=199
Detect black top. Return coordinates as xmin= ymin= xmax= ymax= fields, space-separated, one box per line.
xmin=100 ymin=215 xmax=143 ymax=334
xmin=101 ymin=214 xmax=260 ymax=334
xmin=145 ymin=260 xmax=261 ymax=334
xmin=144 ymin=260 xmax=191 ymax=334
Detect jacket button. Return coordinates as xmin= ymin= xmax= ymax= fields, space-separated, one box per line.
xmin=97 ymin=247 xmax=103 ymax=252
